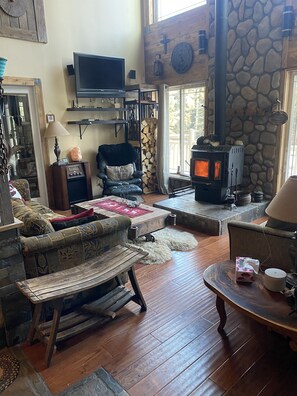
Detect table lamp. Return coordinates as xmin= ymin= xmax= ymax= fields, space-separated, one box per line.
xmin=265 ymin=175 xmax=297 ymax=287
xmin=44 ymin=121 xmax=69 ymax=165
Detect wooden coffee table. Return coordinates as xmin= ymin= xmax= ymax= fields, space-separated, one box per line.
xmin=74 ymin=196 xmax=175 ymax=240
xmin=203 ymin=261 xmax=297 ymax=351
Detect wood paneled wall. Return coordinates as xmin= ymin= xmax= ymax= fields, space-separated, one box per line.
xmin=144 ymin=2 xmax=297 ymax=84
xmin=144 ymin=5 xmax=209 ymax=86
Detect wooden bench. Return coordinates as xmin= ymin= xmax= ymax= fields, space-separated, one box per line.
xmin=16 ymin=245 xmax=147 ymax=367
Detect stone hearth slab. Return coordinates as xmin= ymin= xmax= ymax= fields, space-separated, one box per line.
xmin=154 ymin=192 xmax=268 ymax=235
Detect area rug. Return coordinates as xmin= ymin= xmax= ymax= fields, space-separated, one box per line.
xmin=58 ymin=368 xmax=128 ymax=396
xmin=0 ymin=347 xmax=128 ymax=395
xmin=0 ymin=347 xmax=51 ymax=395
xmin=126 ymin=227 xmax=198 ymax=264
xmin=0 ymin=350 xmax=20 ymax=393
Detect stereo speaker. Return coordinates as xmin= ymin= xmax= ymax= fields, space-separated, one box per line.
xmin=128 ymin=69 xmax=136 ymax=79
xmin=67 ymin=177 xmax=88 ymax=204
xmin=67 ymin=64 xmax=75 ymax=75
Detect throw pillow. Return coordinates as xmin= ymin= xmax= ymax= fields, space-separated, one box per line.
xmin=266 ymin=216 xmax=297 ymax=232
xmin=9 ymin=183 xmax=23 ymax=200
xmin=12 ymin=199 xmax=55 ymax=236
xmin=106 ymin=163 xmax=134 ymax=181
xmin=51 ymin=215 xmax=97 ymax=231
xmin=27 ymin=201 xmax=59 ymax=220
xmin=50 ymin=208 xmax=94 ymax=223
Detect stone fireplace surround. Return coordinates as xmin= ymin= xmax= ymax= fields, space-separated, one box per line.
xmin=0 ymin=220 xmax=31 ymax=348
xmin=207 ymin=0 xmax=284 ymax=199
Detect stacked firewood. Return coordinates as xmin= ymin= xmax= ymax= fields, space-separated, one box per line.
xmin=141 ymin=118 xmax=158 ymax=194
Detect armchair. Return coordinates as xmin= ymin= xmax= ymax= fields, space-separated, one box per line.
xmin=96 ymin=142 xmax=143 ymax=197
xmin=228 ymin=220 xmax=294 ymax=273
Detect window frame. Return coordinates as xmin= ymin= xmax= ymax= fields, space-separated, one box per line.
xmin=152 ymin=0 xmax=206 ymax=23
xmin=143 ymin=0 xmax=207 ymax=26
xmin=168 ymin=82 xmax=207 ymax=175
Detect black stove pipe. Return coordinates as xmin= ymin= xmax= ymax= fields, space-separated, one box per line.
xmin=214 ymin=0 xmax=228 ymax=145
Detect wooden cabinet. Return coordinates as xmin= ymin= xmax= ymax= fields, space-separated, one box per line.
xmin=125 ymin=85 xmax=159 ymax=193
xmin=51 ymin=161 xmax=92 ymax=210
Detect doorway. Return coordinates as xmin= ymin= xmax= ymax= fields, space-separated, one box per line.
xmin=2 ymin=78 xmax=49 ymax=205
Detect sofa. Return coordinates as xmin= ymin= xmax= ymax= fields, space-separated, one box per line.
xmin=10 ymin=179 xmax=131 ymax=315
xmin=228 ymin=220 xmax=295 ymax=273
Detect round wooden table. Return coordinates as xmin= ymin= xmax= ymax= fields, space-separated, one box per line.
xmin=203 ymin=260 xmax=297 ymax=351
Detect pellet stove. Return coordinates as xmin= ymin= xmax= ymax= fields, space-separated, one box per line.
xmin=190 ymin=0 xmax=244 ymax=204
xmin=191 ymin=145 xmax=244 ymax=204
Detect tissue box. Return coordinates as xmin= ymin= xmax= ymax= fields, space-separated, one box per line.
xmin=235 ymin=257 xmax=259 ymax=283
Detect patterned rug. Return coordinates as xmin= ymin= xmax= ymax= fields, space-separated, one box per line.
xmin=0 ymin=347 xmax=128 ymax=395
xmin=0 ymin=347 xmax=51 ymax=395
xmin=0 ymin=351 xmax=20 ymax=393
xmin=127 ymin=227 xmax=198 ymax=264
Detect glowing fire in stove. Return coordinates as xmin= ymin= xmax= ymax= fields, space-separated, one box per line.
xmin=194 ymin=159 xmax=209 ymax=178
xmin=194 ymin=159 xmax=222 ymax=180
xmin=214 ymin=161 xmax=221 ymax=180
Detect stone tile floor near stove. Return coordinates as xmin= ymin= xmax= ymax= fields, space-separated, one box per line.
xmin=154 ymin=192 xmax=268 ymax=235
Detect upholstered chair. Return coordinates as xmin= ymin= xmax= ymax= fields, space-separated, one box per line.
xmin=96 ymin=143 xmax=143 ymax=197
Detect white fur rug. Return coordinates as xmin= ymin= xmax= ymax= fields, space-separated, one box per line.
xmin=126 ymin=227 xmax=198 ymax=265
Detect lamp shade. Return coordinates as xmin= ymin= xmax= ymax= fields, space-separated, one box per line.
xmin=265 ymin=175 xmax=297 ymax=223
xmin=44 ymin=121 xmax=70 ymax=138
xmin=0 ymin=57 xmax=7 ymax=78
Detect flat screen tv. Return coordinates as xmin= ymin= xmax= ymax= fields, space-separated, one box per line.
xmin=73 ymin=53 xmax=125 ymax=98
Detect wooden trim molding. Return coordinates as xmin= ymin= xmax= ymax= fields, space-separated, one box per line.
xmin=3 ymin=76 xmax=53 ymax=207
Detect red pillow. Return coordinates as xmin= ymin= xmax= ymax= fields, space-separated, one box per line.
xmin=50 ymin=208 xmax=94 ymax=223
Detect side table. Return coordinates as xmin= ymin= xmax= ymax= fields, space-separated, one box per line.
xmin=203 ymin=261 xmax=297 ymax=351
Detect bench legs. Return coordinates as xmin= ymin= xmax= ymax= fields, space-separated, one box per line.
xmin=128 ymin=266 xmax=147 ymax=311
xmin=27 ymin=298 xmax=64 ymax=367
xmin=45 ymin=298 xmax=64 ymax=368
xmin=25 ymin=266 xmax=145 ymax=367
xmin=27 ymin=303 xmax=42 ymax=345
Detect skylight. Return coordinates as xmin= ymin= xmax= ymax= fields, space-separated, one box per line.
xmin=157 ymin=0 xmax=206 ymax=22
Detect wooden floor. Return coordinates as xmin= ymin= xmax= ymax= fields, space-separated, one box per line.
xmin=22 ymin=194 xmax=297 ymax=395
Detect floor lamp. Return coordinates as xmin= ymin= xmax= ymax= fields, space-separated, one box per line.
xmin=265 ymin=175 xmax=297 ymax=288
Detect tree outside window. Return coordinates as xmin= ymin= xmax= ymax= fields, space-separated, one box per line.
xmin=169 ymin=85 xmax=206 ymax=175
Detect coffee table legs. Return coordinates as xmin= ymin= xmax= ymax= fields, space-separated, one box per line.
xmin=216 ymin=296 xmax=227 ymax=333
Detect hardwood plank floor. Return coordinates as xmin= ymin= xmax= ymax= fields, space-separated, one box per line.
xmin=21 ymin=194 xmax=297 ymax=395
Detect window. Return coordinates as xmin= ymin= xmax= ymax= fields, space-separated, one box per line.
xmin=285 ymin=72 xmax=297 ymax=180
xmin=169 ymin=84 xmax=206 ymax=175
xmin=155 ymin=0 xmax=206 ymax=22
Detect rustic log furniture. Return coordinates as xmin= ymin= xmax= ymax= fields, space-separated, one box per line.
xmin=74 ymin=195 xmax=175 ymax=240
xmin=16 ymin=245 xmax=147 ymax=367
xmin=203 ymin=260 xmax=297 ymax=351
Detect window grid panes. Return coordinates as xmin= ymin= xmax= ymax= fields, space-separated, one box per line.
xmin=157 ymin=0 xmax=206 ymax=22
xmin=169 ymin=85 xmax=206 ymax=175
